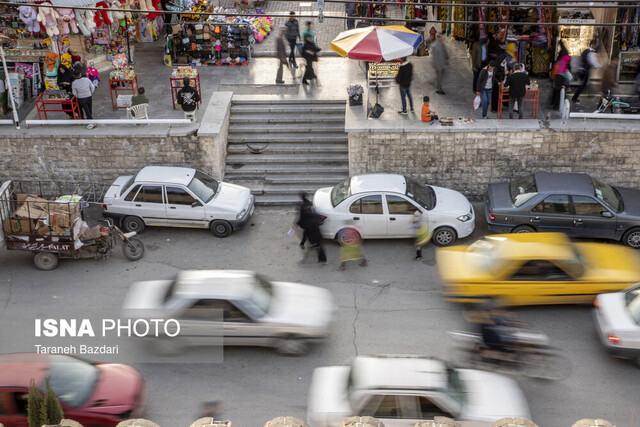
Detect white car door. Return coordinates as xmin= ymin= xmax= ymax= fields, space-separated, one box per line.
xmin=385 ymin=194 xmax=424 ymax=238
xmin=165 ymin=186 xmax=207 ymax=228
xmin=347 ymin=194 xmax=387 ymax=238
xmin=357 ymin=394 xmax=421 ymax=427
xmin=131 ymin=185 xmax=166 ymax=226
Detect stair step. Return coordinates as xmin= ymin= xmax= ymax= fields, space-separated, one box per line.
xmin=228 ymin=133 xmax=348 ymax=143
xmin=230 ymin=105 xmax=345 ymax=114
xmin=226 ymin=153 xmax=348 ymax=164
xmin=229 ymin=124 xmax=345 ymax=133
xmin=225 ymin=176 xmax=345 ymax=186
xmin=227 ymin=143 xmax=348 ymax=154
xmin=254 ymin=194 xmax=309 ymax=206
xmin=230 ymin=114 xmax=344 ymax=123
xmin=232 ymin=98 xmax=346 ymax=105
xmin=224 ymin=165 xmax=349 ymax=175
xmin=264 ymin=175 xmax=347 ymax=184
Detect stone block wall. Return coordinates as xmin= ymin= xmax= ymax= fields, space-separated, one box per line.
xmin=348 ymin=130 xmax=639 ymax=200
xmin=0 ymin=134 xmax=226 ymax=185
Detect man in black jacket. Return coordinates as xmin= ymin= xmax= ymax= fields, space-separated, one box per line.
xmin=177 ymin=77 xmax=200 ymax=114
xmin=395 ymin=57 xmax=414 ymax=114
xmin=505 ymin=63 xmax=530 ymax=119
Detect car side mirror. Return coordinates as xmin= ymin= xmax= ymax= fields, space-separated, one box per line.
xmin=601 ymin=211 xmax=613 ymax=218
xmin=191 ymin=201 xmax=202 ymax=207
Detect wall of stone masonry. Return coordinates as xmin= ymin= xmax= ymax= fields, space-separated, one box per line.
xmin=348 ymin=130 xmax=639 ymax=199
xmin=0 ymin=134 xmax=226 ymax=184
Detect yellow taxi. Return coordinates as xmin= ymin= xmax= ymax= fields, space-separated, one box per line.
xmin=436 ymin=232 xmax=640 ymax=306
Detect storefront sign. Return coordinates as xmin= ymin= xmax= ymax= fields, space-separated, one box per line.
xmin=559 ymin=18 xmax=595 ymax=25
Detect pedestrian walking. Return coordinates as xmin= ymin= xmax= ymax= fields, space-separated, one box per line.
xmin=431 ymin=33 xmax=449 ymax=95
xmin=476 ymin=61 xmax=495 ymax=119
xmin=285 ymin=11 xmax=300 ymax=68
xmin=71 ymin=71 xmax=96 ymax=128
xmin=471 ymin=38 xmax=488 ymax=93
xmin=296 ymin=193 xmax=313 ymax=249
xmin=177 ymin=77 xmax=200 ymax=113
xmin=296 ymin=193 xmax=327 ymax=264
xmin=345 ymin=1 xmax=357 ymax=30
xmin=413 ymin=211 xmax=431 ymax=260
xmin=57 ymin=61 xmax=75 ymax=119
xmin=572 ymin=40 xmax=601 ymax=103
xmin=301 ymin=34 xmax=320 ymax=85
xmin=395 ymin=57 xmax=414 ymax=114
xmin=276 ymin=27 xmax=296 ymax=84
xmin=505 ymin=63 xmax=530 ymax=119
xmin=337 ymin=227 xmax=367 ymax=271
xmin=302 ymin=21 xmax=315 ymax=43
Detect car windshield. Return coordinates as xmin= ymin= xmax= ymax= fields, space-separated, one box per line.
xmin=446 ymin=367 xmax=466 ymax=408
xmin=405 ymin=176 xmax=436 ymax=210
xmin=467 ymin=237 xmax=509 ymax=274
xmin=331 ymin=178 xmax=351 ymax=207
xmin=509 ymin=175 xmax=538 ymax=207
xmin=250 ymin=275 xmax=273 ymax=316
xmin=591 ymin=176 xmax=622 ymax=213
xmin=624 ymin=285 xmax=640 ymax=325
xmin=44 ymin=355 xmax=99 ymax=408
xmin=187 ymin=170 xmax=219 ymax=203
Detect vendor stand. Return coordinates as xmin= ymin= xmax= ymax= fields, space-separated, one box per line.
xmin=108 ymin=66 xmax=138 ymax=110
xmin=170 ymin=66 xmax=201 ymax=109
xmin=497 ymin=81 xmax=540 ymax=119
xmin=35 ymin=90 xmax=80 ymax=120
xmin=367 ymin=61 xmax=400 ymax=88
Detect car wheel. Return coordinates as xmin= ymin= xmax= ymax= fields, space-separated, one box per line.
xmin=511 ymin=225 xmax=536 ymax=234
xmin=33 ymin=252 xmax=59 ymax=271
xmin=275 ymin=336 xmax=308 ymax=356
xmin=432 ymin=226 xmax=457 ymax=247
xmin=210 ymin=220 xmax=232 ymax=238
xmin=622 ymin=228 xmax=640 ymax=249
xmin=122 ymin=216 xmax=145 ymax=233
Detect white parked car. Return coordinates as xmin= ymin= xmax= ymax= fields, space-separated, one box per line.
xmin=121 ymin=270 xmax=335 ymax=355
xmin=313 ymin=174 xmax=475 ymax=246
xmin=307 ymin=355 xmax=531 ymax=427
xmin=103 ymin=166 xmax=254 ymax=237
xmin=594 ymin=283 xmax=640 ymax=366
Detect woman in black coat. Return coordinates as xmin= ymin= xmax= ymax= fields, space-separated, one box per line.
xmin=301 ymin=34 xmax=321 ymax=85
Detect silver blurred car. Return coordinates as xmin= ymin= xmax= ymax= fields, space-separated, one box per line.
xmin=122 ymin=270 xmax=335 ymax=355
xmin=594 ymin=283 xmax=640 ymax=366
xmin=307 ymin=355 xmax=531 ymax=426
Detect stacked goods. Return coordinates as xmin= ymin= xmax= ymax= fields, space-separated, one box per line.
xmin=3 ymin=194 xmax=81 ymax=239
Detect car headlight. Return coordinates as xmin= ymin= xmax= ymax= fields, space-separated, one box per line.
xmin=236 ymin=209 xmax=246 ymax=220
xmin=457 ymin=214 xmax=472 ymax=222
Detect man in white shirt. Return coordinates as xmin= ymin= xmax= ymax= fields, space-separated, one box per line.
xmin=572 ymin=40 xmax=601 ymax=103
xmin=71 ymin=72 xmax=97 ymax=129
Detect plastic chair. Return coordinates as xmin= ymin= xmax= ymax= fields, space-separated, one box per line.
xmin=184 ymin=110 xmax=197 ymax=122
xmin=127 ymin=103 xmax=149 ymax=121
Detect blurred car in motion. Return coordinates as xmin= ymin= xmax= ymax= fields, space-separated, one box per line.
xmin=0 ymin=353 xmax=145 ymax=427
xmin=594 ymin=283 xmax=640 ymax=366
xmin=313 ymin=174 xmax=475 ymax=246
xmin=103 ymin=166 xmax=254 ymax=237
xmin=437 ymin=233 xmax=640 ymax=306
xmin=122 ymin=270 xmax=335 ymax=355
xmin=484 ymin=172 xmax=640 ymax=248
xmin=306 ymin=354 xmax=530 ymax=426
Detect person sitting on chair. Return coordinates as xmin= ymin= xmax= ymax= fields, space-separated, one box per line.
xmin=131 ymin=86 xmax=149 ymax=107
xmin=177 ymin=77 xmax=200 ymax=113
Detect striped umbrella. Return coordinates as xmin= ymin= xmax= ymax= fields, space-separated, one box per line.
xmin=330 ymin=25 xmax=423 ymax=62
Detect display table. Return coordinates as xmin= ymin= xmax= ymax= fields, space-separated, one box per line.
xmin=109 ymin=75 xmax=138 ymax=110
xmin=170 ymin=69 xmax=201 ymax=110
xmin=367 ymin=62 xmax=400 ymax=88
xmin=35 ymin=91 xmax=80 ymax=120
xmin=497 ymin=83 xmax=539 ymax=119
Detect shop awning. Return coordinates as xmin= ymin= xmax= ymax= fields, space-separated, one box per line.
xmin=5 ymin=0 xmax=98 ymax=6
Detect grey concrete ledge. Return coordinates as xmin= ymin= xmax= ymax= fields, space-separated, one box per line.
xmin=197 ymin=91 xmax=233 ymax=137
xmin=548 ymin=119 xmax=640 ymax=133
xmin=0 ymin=125 xmax=175 ymax=138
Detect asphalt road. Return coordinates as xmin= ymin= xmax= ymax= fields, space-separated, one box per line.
xmin=0 ymin=207 xmax=639 ymax=427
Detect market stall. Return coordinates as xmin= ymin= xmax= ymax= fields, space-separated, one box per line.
xmin=35 ymin=89 xmax=80 ymax=119
xmin=109 ymin=65 xmax=138 ymax=110
xmin=497 ymin=80 xmax=540 ymax=119
xmin=170 ymin=65 xmax=200 ymax=109
xmin=367 ymin=61 xmax=400 ymax=88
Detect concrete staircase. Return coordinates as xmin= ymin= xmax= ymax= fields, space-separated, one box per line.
xmin=224 ymin=98 xmax=349 ymax=206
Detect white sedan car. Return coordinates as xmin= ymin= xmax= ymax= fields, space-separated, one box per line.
xmin=594 ymin=283 xmax=640 ymax=366
xmin=313 ymin=174 xmax=475 ymax=246
xmin=122 ymin=270 xmax=335 ymax=355
xmin=307 ymin=355 xmax=531 ymax=427
xmin=103 ymin=166 xmax=254 ymax=237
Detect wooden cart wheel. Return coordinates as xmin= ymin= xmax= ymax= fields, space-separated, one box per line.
xmin=33 ymin=252 xmax=59 ymax=271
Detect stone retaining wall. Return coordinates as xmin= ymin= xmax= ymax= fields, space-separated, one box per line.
xmin=348 ymin=129 xmax=639 ymax=199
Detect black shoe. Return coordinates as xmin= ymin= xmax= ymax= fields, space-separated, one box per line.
xmin=413 ymin=256 xmax=422 ymax=261
xmin=276 ymin=80 xmax=285 ymax=84
xmin=302 ymin=80 xmax=309 ymax=85
xmin=398 ymin=110 xmax=407 ymax=114
xmin=436 ymin=90 xmax=446 ymax=95
xmin=572 ymin=98 xmax=580 ymax=103
xmin=410 ymin=108 xmax=415 ymax=113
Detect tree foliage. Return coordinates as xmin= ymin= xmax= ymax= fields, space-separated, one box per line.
xmin=40 ymin=377 xmax=64 ymax=425
xmin=27 ymin=378 xmax=44 ymax=427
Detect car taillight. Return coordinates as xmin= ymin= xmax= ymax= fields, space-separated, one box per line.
xmin=99 ymin=226 xmax=111 ymax=237
xmin=102 ymin=203 xmax=108 ymax=210
xmin=607 ymin=335 xmax=621 ymax=344
xmin=488 ymin=211 xmax=495 ymax=221
xmin=594 ymin=299 xmax=600 ymax=308
xmin=319 ymin=214 xmax=327 ymax=221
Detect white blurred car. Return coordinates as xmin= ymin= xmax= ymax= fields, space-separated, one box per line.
xmin=307 ymin=355 xmax=531 ymax=427
xmin=313 ymin=174 xmax=474 ymax=246
xmin=594 ymin=283 xmax=640 ymax=366
xmin=103 ymin=166 xmax=254 ymax=237
xmin=122 ymin=270 xmax=335 ymax=355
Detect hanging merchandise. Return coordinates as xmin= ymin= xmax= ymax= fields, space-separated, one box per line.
xmin=17 ymin=6 xmax=41 ymax=33
xmin=37 ymin=2 xmax=61 ymax=38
